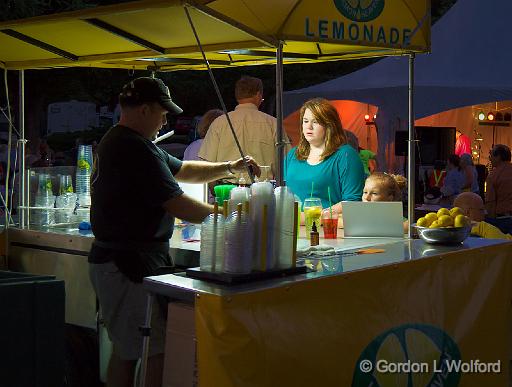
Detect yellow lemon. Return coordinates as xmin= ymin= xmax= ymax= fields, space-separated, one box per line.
xmin=438 ymin=214 xmax=454 ymax=227
xmin=454 ymin=214 xmax=469 ymax=228
xmin=417 ymin=217 xmax=429 ymax=227
xmin=449 ymin=207 xmax=464 ymax=217
xmin=429 ymin=220 xmax=441 ymax=228
xmin=437 ymin=208 xmax=450 ymax=217
xmin=424 ymin=212 xmax=438 ymax=225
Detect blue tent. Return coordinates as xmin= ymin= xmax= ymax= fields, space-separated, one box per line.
xmin=284 ymin=0 xmax=512 ymax=170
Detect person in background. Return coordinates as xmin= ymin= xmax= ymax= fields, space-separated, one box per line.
xmin=485 ymin=144 xmax=512 ymax=218
xmin=31 ymin=138 xmax=54 ymax=167
xmin=344 ymin=130 xmax=359 ymax=150
xmin=454 ymin=192 xmax=511 ymax=239
xmin=362 ymin=172 xmax=408 ymax=232
xmin=455 ymin=129 xmax=471 ymax=157
xmin=423 ymin=160 xmax=446 ymax=204
xmin=359 ymin=146 xmax=377 ymax=177
xmin=284 ymin=98 xmax=365 ymax=213
xmin=183 ymin=109 xmax=223 ymax=161
xmin=459 ymin=153 xmax=479 ymax=193
xmin=199 ymin=76 xmax=288 ymax=182
xmin=440 ymin=154 xmax=465 ymax=205
xmin=427 ymin=160 xmax=446 ymax=190
xmin=88 ymin=77 xmax=260 ymax=387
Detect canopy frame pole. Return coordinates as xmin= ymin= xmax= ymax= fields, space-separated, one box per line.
xmin=275 ymin=41 xmax=285 ymax=186
xmin=407 ymin=53 xmax=415 ymax=238
xmin=19 ymin=69 xmax=26 ymax=229
xmin=183 ymin=5 xmax=255 ymax=183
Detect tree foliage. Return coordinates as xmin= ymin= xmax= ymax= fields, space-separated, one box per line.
xmin=1 ymin=0 xmax=97 ymax=21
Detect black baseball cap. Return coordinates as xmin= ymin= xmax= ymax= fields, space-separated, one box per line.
xmin=120 ymin=77 xmax=183 ymax=114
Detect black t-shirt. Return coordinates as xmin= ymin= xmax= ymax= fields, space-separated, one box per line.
xmin=88 ymin=125 xmax=183 ymax=282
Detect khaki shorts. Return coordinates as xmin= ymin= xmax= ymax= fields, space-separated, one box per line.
xmin=89 ymin=262 xmax=167 ymax=360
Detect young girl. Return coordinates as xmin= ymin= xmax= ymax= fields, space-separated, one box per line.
xmin=362 ymin=172 xmax=409 ymax=231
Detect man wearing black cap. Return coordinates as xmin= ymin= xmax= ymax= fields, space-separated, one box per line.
xmin=88 ymin=77 xmax=260 ymax=387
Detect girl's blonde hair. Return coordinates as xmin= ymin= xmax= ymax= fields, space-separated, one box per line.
xmin=366 ymin=172 xmax=407 ymax=201
xmin=295 ymin=98 xmax=347 ymax=161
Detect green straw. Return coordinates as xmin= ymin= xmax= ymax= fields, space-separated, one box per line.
xmin=310 ymin=181 xmax=314 ymax=198
xmin=328 ymin=186 xmax=333 ymax=219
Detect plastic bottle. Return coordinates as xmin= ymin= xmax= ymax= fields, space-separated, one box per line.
xmin=310 ymin=221 xmax=319 ymax=246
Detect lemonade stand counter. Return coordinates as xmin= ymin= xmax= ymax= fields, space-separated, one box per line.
xmin=144 ymin=236 xmax=512 ymax=387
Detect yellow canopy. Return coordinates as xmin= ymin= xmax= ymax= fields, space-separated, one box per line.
xmin=0 ymin=0 xmax=431 ymax=71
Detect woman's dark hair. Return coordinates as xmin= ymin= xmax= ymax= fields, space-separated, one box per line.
xmin=492 ymin=144 xmax=511 ymax=162
xmin=434 ymin=160 xmax=446 ymax=170
xmin=448 ymin=154 xmax=461 ymax=170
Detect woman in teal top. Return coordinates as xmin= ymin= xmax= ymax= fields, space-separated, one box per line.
xmin=284 ymin=98 xmax=365 ymax=212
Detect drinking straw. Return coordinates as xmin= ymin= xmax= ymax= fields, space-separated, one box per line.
xmin=310 ymin=181 xmax=314 ymax=198
xmin=223 ymin=199 xmax=229 ymax=218
xmin=260 ymin=204 xmax=268 ymax=271
xmin=292 ymin=201 xmax=299 ymax=268
xmin=328 ymin=186 xmax=333 ymax=219
xmin=212 ymin=202 xmax=218 ymax=272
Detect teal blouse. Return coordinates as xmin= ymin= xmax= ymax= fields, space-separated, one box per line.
xmin=284 ymin=144 xmax=365 ymax=209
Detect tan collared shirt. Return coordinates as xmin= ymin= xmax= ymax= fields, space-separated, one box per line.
xmin=485 ymin=162 xmax=512 ymax=216
xmin=198 ymin=103 xmax=289 ymax=181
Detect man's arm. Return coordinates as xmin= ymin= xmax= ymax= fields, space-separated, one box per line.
xmin=485 ymin=174 xmax=497 ymax=217
xmin=175 ymin=156 xmax=261 ymax=183
xmin=163 ymin=193 xmax=214 ymax=223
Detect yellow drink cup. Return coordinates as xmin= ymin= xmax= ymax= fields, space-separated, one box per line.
xmin=304 ymin=197 xmax=323 ymax=235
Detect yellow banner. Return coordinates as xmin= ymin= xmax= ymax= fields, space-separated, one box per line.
xmin=196 ymin=243 xmax=512 ymax=386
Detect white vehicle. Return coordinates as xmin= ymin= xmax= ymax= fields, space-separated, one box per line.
xmin=47 ymin=100 xmax=99 ymax=134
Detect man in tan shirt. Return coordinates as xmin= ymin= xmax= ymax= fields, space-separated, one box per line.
xmin=485 ymin=144 xmax=512 ymax=217
xmin=198 ymin=76 xmax=289 ymax=183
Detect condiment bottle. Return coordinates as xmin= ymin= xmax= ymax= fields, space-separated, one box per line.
xmin=310 ymin=221 xmax=319 ymax=246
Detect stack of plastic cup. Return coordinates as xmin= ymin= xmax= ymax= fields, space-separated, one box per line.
xmin=224 ymin=206 xmax=252 ymax=274
xmin=76 ymin=145 xmax=93 ymax=207
xmin=32 ymin=173 xmax=56 ymax=225
xmin=273 ymin=186 xmax=296 ymax=269
xmin=55 ymin=174 xmax=77 ymax=224
xmin=228 ymin=186 xmax=250 ymax=214
xmin=199 ymin=213 xmax=225 ymax=272
xmin=249 ymin=182 xmax=276 ymax=270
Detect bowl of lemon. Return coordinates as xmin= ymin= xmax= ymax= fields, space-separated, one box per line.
xmin=414 ymin=207 xmax=472 ymax=244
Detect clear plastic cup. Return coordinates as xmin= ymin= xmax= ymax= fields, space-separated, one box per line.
xmin=75 ymin=175 xmax=91 ymax=195
xmin=77 ymin=145 xmax=93 ymax=173
xmin=56 ymin=193 xmax=77 ymax=209
xmin=303 ymin=197 xmax=322 ymax=235
xmin=59 ymin=174 xmax=74 ymax=195
xmin=37 ymin=173 xmax=53 ymax=196
xmin=77 ymin=193 xmax=91 ymax=207
xmin=322 ymin=210 xmax=338 ymax=239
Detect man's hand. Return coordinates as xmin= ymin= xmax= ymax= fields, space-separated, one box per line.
xmin=229 ymin=156 xmax=261 ymax=178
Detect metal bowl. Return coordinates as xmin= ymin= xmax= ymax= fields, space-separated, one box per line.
xmin=413 ymin=224 xmax=472 ymax=245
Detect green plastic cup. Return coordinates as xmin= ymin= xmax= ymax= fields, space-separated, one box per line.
xmin=214 ymin=184 xmax=236 ymax=206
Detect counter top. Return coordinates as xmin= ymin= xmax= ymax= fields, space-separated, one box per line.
xmin=143 ymin=237 xmax=510 ymax=302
